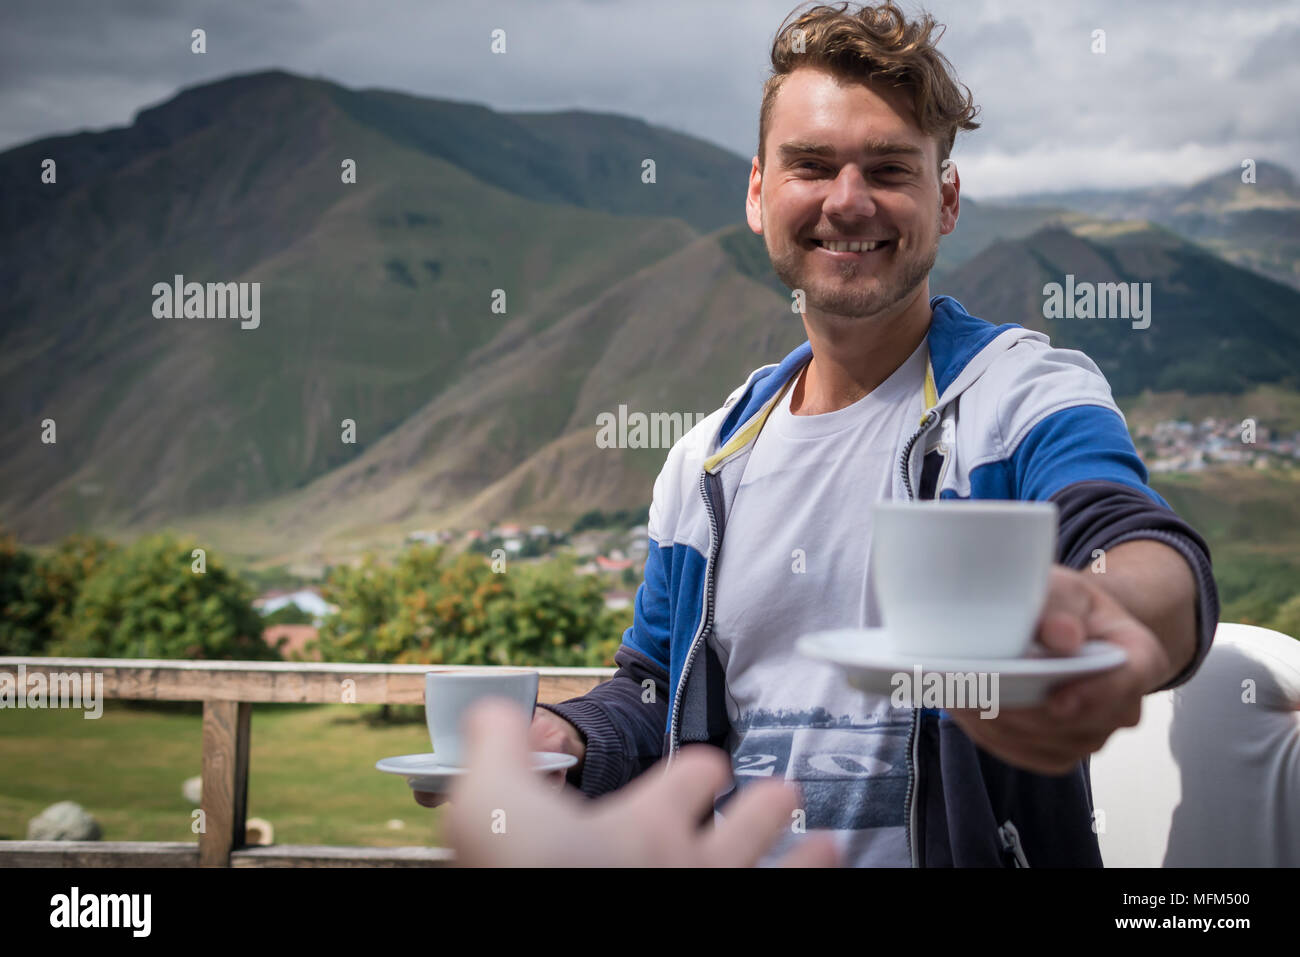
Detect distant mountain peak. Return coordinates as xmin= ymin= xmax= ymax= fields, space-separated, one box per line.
xmin=132 ymin=68 xmax=324 ymax=129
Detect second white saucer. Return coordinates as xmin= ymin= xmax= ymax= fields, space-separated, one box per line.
xmin=375 ymin=751 xmax=578 ymax=791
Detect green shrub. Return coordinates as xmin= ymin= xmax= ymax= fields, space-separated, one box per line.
xmin=313 ymin=545 xmax=628 ymax=666
xmin=0 ymin=530 xmax=117 ymax=655
xmin=48 ymin=534 xmax=272 ymax=660
xmin=0 ymin=530 xmax=43 ymax=655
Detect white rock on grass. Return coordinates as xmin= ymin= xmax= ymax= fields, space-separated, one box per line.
xmin=182 ymin=776 xmax=202 ymax=805
xmin=244 ymin=817 xmax=274 ymax=845
xmin=27 ymin=801 xmax=101 ymax=841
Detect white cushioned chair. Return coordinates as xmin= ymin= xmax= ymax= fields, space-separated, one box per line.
xmin=1090 ymin=622 xmax=1300 ymax=866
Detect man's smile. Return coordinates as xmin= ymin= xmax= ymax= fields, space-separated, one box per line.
xmin=807 ymin=237 xmax=894 ymax=257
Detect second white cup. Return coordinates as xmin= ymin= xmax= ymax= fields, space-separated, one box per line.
xmin=424 ymin=668 xmax=539 ymax=767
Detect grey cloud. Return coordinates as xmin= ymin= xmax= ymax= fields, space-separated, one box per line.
xmin=0 ymin=0 xmax=1296 ymax=196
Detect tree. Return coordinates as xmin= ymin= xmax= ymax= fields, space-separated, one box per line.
xmin=479 ymin=555 xmax=622 ymax=666
xmin=312 ymin=545 xmax=628 ymax=667
xmin=48 ymin=534 xmax=273 ymax=660
xmin=30 ymin=534 xmax=119 ymax=646
xmin=0 ymin=529 xmax=43 ymax=655
xmin=572 ymin=509 xmax=607 ymax=533
xmin=0 ymin=529 xmax=117 ymax=655
xmin=262 ymin=603 xmax=315 ymax=626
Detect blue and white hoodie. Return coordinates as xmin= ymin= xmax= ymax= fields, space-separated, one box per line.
xmin=542 ymin=295 xmax=1219 ymax=867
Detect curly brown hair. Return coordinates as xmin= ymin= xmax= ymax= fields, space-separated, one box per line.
xmin=758 ymin=1 xmax=980 ymax=176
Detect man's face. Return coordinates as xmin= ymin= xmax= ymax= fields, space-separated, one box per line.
xmin=747 ymin=67 xmax=959 ymax=321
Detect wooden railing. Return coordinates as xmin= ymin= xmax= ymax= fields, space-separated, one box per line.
xmin=0 ymin=657 xmax=613 ymax=868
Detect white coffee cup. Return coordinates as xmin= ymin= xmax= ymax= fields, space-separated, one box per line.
xmin=424 ymin=668 xmax=539 ymax=767
xmin=870 ymin=500 xmax=1058 ymax=659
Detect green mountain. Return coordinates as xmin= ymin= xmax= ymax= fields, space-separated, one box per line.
xmin=0 ymin=71 xmax=754 ymax=545
xmin=3 ymin=70 xmax=1297 ymax=565
xmin=1005 ymin=162 xmax=1300 ymax=291
xmin=939 ymin=223 xmax=1300 ymax=397
xmin=195 ymin=224 xmax=805 ymax=563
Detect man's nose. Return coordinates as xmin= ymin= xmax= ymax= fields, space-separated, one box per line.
xmin=823 ymin=165 xmax=879 ymax=220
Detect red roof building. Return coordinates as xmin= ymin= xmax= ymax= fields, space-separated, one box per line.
xmin=263 ymin=624 xmax=321 ymax=661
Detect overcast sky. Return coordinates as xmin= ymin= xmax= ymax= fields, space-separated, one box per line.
xmin=3 ymin=0 xmax=1297 ymax=198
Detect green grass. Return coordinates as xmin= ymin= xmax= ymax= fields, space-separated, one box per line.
xmin=1151 ymin=467 xmax=1300 ymax=627
xmin=0 ymin=700 xmax=445 ymax=847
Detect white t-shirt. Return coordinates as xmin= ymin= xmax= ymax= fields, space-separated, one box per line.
xmin=709 ymin=338 xmax=929 ymax=867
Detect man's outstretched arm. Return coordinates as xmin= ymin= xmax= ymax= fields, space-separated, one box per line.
xmin=1085 ymin=538 xmax=1197 ymax=691
xmin=947 ymin=393 xmax=1220 ymax=774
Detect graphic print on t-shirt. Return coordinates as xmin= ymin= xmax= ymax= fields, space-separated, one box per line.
xmin=732 ymin=708 xmax=912 ymax=831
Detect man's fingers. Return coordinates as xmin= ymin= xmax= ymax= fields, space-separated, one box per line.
xmin=1088 ymin=613 xmax=1168 ymax=691
xmin=950 ymin=709 xmax=1104 ymax=774
xmin=702 ymin=780 xmax=801 ymax=867
xmin=1038 ymin=610 xmax=1086 ymax=653
xmin=1035 ymin=567 xmax=1092 ymax=654
xmin=526 ymin=709 xmax=564 ymax=752
xmin=638 ymin=746 xmax=732 ymax=822
xmin=456 ymin=698 xmax=535 ymax=780
xmin=1047 ymin=668 xmax=1136 ymax=723
xmin=443 ymin=699 xmax=545 ymax=863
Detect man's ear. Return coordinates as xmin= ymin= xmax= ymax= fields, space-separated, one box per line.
xmin=939 ymin=160 xmax=960 ymax=236
xmin=745 ymin=156 xmax=764 ymax=236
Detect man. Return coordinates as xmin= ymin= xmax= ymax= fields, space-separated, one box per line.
xmin=430 ymin=1 xmax=1220 ymax=867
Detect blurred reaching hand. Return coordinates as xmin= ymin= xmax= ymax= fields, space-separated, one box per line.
xmin=440 ymin=697 xmax=839 ymax=868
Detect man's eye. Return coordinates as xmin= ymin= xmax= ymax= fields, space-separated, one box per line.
xmin=797 ymin=161 xmax=826 ymax=172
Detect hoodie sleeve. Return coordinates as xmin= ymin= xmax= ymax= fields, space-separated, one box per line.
xmin=537 ymin=543 xmax=672 ymax=798
xmin=998 ymin=394 xmax=1220 ymax=691
xmin=537 ymin=646 xmax=668 ymax=798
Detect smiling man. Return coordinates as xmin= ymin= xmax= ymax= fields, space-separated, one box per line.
xmin=431 ymin=1 xmax=1220 ymax=868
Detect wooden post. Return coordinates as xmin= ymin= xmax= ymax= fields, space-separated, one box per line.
xmin=199 ymin=700 xmax=251 ymax=867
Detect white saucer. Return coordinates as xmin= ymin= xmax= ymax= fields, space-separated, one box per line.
xmin=375 ymin=751 xmax=578 ymax=791
xmin=796 ymin=628 xmax=1128 ymax=709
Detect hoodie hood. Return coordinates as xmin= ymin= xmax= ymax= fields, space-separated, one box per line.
xmin=706 ymin=295 xmax=1048 ymax=470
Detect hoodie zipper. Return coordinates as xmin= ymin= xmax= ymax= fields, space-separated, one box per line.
xmin=900 ymin=407 xmax=941 ymax=867
xmin=669 ymin=370 xmax=796 ymax=756
xmin=898 ymin=408 xmax=940 ymax=501
xmin=668 ymin=470 xmax=722 ymax=757
xmin=998 ymin=819 xmax=1030 ymax=867
xmin=673 ymin=399 xmax=942 ymax=866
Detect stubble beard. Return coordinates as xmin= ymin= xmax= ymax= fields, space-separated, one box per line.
xmin=768 ymin=211 xmax=940 ymax=320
